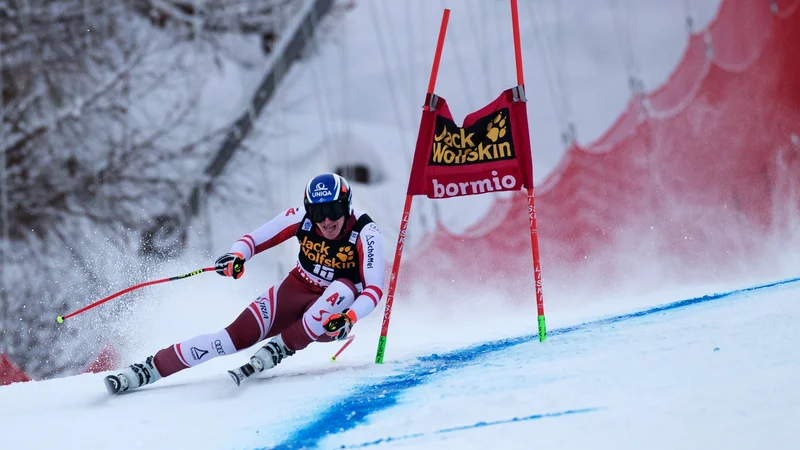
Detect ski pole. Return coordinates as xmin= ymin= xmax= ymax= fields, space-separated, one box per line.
xmin=330 ymin=335 xmax=355 ymax=362
xmin=56 ymin=267 xmax=216 ymax=324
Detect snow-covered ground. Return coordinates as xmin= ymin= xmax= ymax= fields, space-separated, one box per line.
xmin=7 ymin=1 xmax=796 ymax=450
xmin=1 ymin=276 xmax=798 ymax=449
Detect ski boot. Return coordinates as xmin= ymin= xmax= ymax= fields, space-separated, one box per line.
xmin=104 ymin=355 xmax=162 ymax=395
xmin=228 ymin=335 xmax=295 ymax=386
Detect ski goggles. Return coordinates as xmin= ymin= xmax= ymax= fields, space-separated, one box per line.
xmin=306 ymin=201 xmax=348 ymax=223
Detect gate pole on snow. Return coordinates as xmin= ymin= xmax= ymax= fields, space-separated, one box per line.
xmin=375 ymin=9 xmax=451 ymax=364
xmin=510 ymin=0 xmax=547 ymax=342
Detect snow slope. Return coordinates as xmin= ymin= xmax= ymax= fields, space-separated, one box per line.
xmin=1 ymin=277 xmax=797 ymax=449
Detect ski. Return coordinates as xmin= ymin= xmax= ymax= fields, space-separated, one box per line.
xmin=227 ymin=361 xmax=258 ymax=387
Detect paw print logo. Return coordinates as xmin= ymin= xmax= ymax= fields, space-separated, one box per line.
xmin=336 ymin=245 xmax=355 ymax=262
xmin=486 ymin=113 xmax=507 ymax=142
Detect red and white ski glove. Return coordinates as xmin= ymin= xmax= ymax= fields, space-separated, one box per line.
xmin=215 ymin=252 xmax=246 ymax=279
xmin=322 ymin=309 xmax=357 ymax=341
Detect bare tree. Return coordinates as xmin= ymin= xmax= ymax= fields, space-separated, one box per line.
xmin=126 ymin=0 xmax=299 ymax=53
xmin=0 ymin=0 xmax=287 ymax=378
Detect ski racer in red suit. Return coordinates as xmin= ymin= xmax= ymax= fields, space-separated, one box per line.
xmin=104 ymin=173 xmax=386 ymax=394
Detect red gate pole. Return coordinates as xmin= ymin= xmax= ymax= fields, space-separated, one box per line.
xmin=375 ymin=9 xmax=451 ymax=364
xmin=510 ymin=0 xmax=547 ymax=342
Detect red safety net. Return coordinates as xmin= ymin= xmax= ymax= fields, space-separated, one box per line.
xmin=0 ymin=353 xmax=31 ymax=386
xmin=402 ymin=0 xmax=800 ymax=300
xmin=82 ymin=344 xmax=120 ymax=374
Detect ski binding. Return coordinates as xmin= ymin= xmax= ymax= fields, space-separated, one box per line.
xmin=228 ymin=361 xmax=258 ymax=386
xmin=104 ymin=374 xmax=127 ymax=395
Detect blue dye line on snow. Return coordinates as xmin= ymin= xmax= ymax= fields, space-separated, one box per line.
xmin=269 ymin=275 xmax=800 ymax=450
xmin=339 ymin=407 xmax=601 ymax=449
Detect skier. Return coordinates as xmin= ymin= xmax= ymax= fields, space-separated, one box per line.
xmin=104 ymin=173 xmax=385 ymax=394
